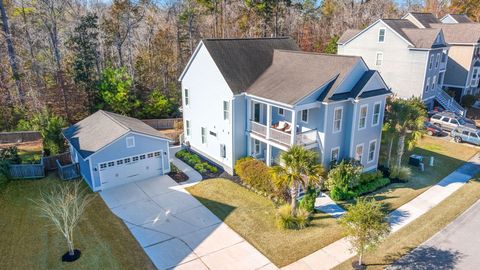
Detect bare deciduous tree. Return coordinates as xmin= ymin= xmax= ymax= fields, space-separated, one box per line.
xmin=32 ymin=181 xmax=94 ymax=260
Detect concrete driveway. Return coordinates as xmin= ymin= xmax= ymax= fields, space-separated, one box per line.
xmin=390 ymin=199 xmax=480 ymax=270
xmin=100 ymin=175 xmax=274 ymax=270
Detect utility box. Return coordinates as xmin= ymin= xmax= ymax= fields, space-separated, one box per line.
xmin=408 ymin=154 xmax=423 ymax=167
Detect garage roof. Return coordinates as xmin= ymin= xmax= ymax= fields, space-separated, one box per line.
xmin=63 ymin=110 xmax=170 ymax=159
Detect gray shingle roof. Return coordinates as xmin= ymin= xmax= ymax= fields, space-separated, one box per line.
xmin=430 ymin=23 xmax=480 ymax=44
xmin=448 ymin=14 xmax=473 ymax=23
xmin=246 ymin=50 xmax=362 ymax=104
xmin=202 ymin=37 xmax=299 ymax=94
xmin=337 ymin=29 xmax=361 ymax=44
xmin=63 ymin=110 xmax=169 ymax=158
xmin=383 ymin=19 xmax=444 ymax=48
xmin=408 ymin=12 xmax=441 ymax=27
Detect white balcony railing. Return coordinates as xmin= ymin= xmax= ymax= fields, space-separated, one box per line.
xmin=296 ymin=129 xmax=318 ymax=146
xmin=251 ymin=121 xmax=267 ymax=136
xmin=270 ymin=128 xmax=291 ymax=145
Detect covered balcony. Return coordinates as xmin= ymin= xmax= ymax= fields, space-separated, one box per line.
xmin=247 ymin=98 xmax=319 ymax=148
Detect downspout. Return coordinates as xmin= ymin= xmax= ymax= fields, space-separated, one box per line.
xmin=349 ymin=98 xmax=359 ymax=158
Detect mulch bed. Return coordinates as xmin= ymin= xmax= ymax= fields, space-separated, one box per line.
xmin=176 ymin=149 xmax=224 ymax=179
xmin=168 ymin=163 xmax=189 ymax=183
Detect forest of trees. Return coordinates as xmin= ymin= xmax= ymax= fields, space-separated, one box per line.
xmin=0 ymin=0 xmax=477 ymax=131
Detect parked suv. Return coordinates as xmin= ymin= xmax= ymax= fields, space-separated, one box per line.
xmin=451 ymin=127 xmax=480 ymax=146
xmin=429 ymin=112 xmax=476 ymax=131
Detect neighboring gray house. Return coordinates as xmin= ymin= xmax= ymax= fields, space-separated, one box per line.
xmin=403 ymin=12 xmax=480 ymax=101
xmin=337 ymin=16 xmax=461 ymax=113
xmin=63 ymin=110 xmax=171 ymax=191
xmin=179 ymin=38 xmax=391 ymax=174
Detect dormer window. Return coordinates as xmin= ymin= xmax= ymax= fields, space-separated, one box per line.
xmin=378 ymin=28 xmax=386 ymax=43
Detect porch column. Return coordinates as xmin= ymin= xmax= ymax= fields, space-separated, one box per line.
xmin=290 ymin=109 xmax=297 ymax=145
xmin=247 ymin=136 xmax=252 ymax=156
xmin=246 ymin=98 xmax=252 ymax=131
xmin=266 ymin=144 xmax=272 ymax=166
xmin=266 ymin=104 xmax=272 ymax=139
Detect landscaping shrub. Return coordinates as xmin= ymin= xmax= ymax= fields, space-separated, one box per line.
xmin=0 ymin=146 xmax=21 ymax=164
xmin=326 ymin=160 xmax=362 ymax=191
xmin=299 ymin=186 xmax=319 ymax=213
xmin=176 ymin=149 xmax=217 ymax=174
xmin=359 ymin=170 xmax=384 ymax=185
xmin=390 ymin=166 xmax=411 ymax=181
xmin=353 ymin=178 xmax=391 ymax=196
xmin=234 ymin=157 xmax=275 ymax=194
xmin=276 ymin=204 xmax=311 ymax=230
xmin=330 ymin=185 xmax=357 ymax=201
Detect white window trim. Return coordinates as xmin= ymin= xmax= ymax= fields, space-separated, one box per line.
xmin=375 ymin=52 xmax=383 ymax=66
xmin=278 ymin=107 xmax=285 ymax=116
xmin=333 ymin=106 xmax=343 ymax=134
xmin=432 ymin=75 xmax=437 ymax=90
xmin=368 ymin=139 xmax=377 ymax=163
xmin=435 ymin=53 xmax=441 ymax=68
xmin=372 ymin=102 xmax=381 ymax=126
xmin=201 ymin=127 xmax=207 ymax=144
xmin=184 ymin=88 xmax=189 ymax=107
xmin=301 ymin=109 xmax=309 ymax=123
xmin=358 ymin=105 xmax=368 ymax=130
xmin=378 ymin=28 xmax=386 ymax=43
xmin=223 ymin=100 xmax=230 ymax=121
xmin=355 ymin=143 xmax=364 ymax=164
xmin=331 ymin=146 xmax=340 ymax=163
xmin=429 ymin=55 xmax=434 ymax=70
xmin=126 ymin=136 xmax=135 ymax=148
xmin=185 ymin=120 xmax=190 ymax=136
xmin=425 ymin=77 xmax=431 ymax=92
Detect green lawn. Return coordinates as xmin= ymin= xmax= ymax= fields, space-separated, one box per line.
xmin=340 ymin=136 xmax=478 ymax=211
xmin=333 ymin=177 xmax=480 ymax=270
xmin=0 ymin=175 xmax=154 ymax=270
xmin=187 ymin=178 xmax=344 ymax=267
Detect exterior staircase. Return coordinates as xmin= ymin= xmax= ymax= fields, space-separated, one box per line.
xmin=434 ymin=87 xmax=465 ymax=116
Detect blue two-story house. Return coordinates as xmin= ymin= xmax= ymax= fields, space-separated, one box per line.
xmin=179 ymin=38 xmax=391 ymax=174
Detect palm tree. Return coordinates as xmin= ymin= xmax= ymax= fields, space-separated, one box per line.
xmin=389 ymin=97 xmax=426 ymax=167
xmin=270 ymin=145 xmax=326 ymax=216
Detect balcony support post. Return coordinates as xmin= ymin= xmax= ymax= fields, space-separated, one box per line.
xmin=266 ymin=104 xmax=272 ymax=139
xmin=266 ymin=143 xmax=272 ymax=166
xmin=246 ymin=98 xmax=252 ymax=131
xmin=290 ymin=109 xmax=297 ymax=145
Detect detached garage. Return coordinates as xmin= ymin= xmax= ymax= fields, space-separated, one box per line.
xmin=63 ymin=110 xmax=172 ymax=191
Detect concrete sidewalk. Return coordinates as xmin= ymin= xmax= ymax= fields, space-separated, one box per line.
xmin=283 ymin=153 xmax=480 ymax=270
xmin=314 ymin=192 xmax=345 ymax=218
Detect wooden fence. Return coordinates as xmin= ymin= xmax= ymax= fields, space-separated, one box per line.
xmin=7 ymin=152 xmax=73 ymax=179
xmin=56 ymin=160 xmax=81 ymax=180
xmin=8 ymin=159 xmax=45 ymax=179
xmin=43 ymin=152 xmax=72 ymax=171
xmin=141 ymin=118 xmax=182 ymax=130
xmin=0 ymin=131 xmax=41 ymax=144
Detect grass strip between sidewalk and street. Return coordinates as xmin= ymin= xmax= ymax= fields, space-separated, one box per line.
xmin=333 ymin=176 xmax=480 ymax=270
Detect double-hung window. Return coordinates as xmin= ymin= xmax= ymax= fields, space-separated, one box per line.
xmin=358 ymin=105 xmax=368 ymax=130
xmin=331 ymin=147 xmax=340 ymax=163
xmin=436 ymin=53 xmax=441 ymax=68
xmin=378 ymin=28 xmax=386 ymax=43
xmin=375 ymin=52 xmax=383 ymax=66
xmin=223 ymin=101 xmax=229 ymax=120
xmin=429 ymin=55 xmax=434 ymax=70
xmin=186 ymin=120 xmax=191 ymax=136
xmin=432 ymin=75 xmax=437 ymax=90
xmin=126 ymin=137 xmax=135 ymax=148
xmin=372 ymin=103 xmax=381 ymax=126
xmin=425 ymin=77 xmax=431 ymax=92
xmin=333 ymin=107 xmax=343 ymax=133
xmin=201 ymin=127 xmax=207 ymax=144
xmin=184 ymin=89 xmax=189 ymax=106
xmin=368 ymin=140 xmax=377 ymax=162
xmin=278 ymin=108 xmax=285 ymax=116
xmin=471 ymin=68 xmax=479 ymax=86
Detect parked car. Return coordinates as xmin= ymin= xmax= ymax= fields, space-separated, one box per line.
xmin=451 ymin=127 xmax=480 ymax=146
xmin=429 ymin=112 xmax=476 ymax=131
xmin=424 ymin=121 xmax=443 ymax=136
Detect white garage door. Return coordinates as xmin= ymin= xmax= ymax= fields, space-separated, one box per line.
xmin=99 ymin=150 xmax=164 ymax=190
